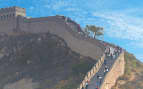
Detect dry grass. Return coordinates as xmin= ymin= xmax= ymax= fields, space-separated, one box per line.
xmin=112 ymin=52 xmax=143 ymax=89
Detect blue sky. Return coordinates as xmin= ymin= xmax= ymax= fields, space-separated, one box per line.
xmin=0 ymin=0 xmax=143 ymax=61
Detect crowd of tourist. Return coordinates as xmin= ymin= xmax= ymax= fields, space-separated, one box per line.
xmin=105 ymin=45 xmax=122 ymax=59
xmin=81 ymin=44 xmax=123 ymax=89
xmin=60 ymin=15 xmax=123 ymax=89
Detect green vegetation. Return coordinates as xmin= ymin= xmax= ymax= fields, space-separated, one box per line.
xmin=112 ymin=52 xmax=143 ymax=89
xmin=52 ymin=57 xmax=95 ymax=89
xmin=72 ymin=58 xmax=94 ymax=76
xmin=124 ymin=52 xmax=141 ymax=76
xmin=84 ymin=25 xmax=104 ymax=39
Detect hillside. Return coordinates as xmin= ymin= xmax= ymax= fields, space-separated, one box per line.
xmin=1 ymin=31 xmax=142 ymax=89
xmin=23 ymin=16 xmax=105 ymax=59
xmin=112 ymin=52 xmax=143 ymax=89
xmin=0 ymin=32 xmax=97 ymax=89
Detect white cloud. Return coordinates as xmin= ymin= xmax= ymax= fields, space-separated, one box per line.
xmin=128 ymin=41 xmax=143 ymax=48
xmin=52 ymin=1 xmax=65 ymax=10
xmin=43 ymin=0 xmax=77 ymax=11
xmin=51 ymin=1 xmax=71 ymax=10
xmin=93 ymin=11 xmax=143 ymax=41
xmin=136 ymin=54 xmax=143 ymax=62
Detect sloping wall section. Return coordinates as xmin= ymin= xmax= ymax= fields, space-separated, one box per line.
xmin=100 ymin=52 xmax=125 ymax=89
xmin=77 ymin=54 xmax=105 ymax=89
xmin=0 ymin=16 xmax=104 ymax=59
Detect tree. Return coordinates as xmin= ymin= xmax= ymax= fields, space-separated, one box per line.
xmin=84 ymin=25 xmax=90 ymax=36
xmin=84 ymin=25 xmax=104 ymax=39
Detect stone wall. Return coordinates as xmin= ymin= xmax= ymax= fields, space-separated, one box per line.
xmin=0 ymin=15 xmax=125 ymax=89
xmin=0 ymin=18 xmax=16 ymax=33
xmin=100 ymin=52 xmax=125 ymax=89
xmin=77 ymin=54 xmax=105 ymax=89
xmin=0 ymin=16 xmax=104 ymax=59
xmin=0 ymin=6 xmax=26 ymax=19
xmin=21 ymin=16 xmax=104 ymax=59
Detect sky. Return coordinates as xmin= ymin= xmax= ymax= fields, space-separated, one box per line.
xmin=0 ymin=0 xmax=143 ymax=61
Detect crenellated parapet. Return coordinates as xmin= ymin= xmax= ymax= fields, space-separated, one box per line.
xmin=0 ymin=6 xmax=26 ymax=20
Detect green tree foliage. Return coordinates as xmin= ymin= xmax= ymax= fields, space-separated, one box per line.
xmin=84 ymin=25 xmax=90 ymax=36
xmin=84 ymin=25 xmax=104 ymax=39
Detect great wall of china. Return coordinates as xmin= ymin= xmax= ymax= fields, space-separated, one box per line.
xmin=0 ymin=6 xmax=125 ymax=89
xmin=77 ymin=51 xmax=125 ymax=89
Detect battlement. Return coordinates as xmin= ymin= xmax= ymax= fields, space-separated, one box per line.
xmin=0 ymin=6 xmax=26 ymax=20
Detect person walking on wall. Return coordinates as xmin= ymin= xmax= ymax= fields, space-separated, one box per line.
xmin=105 ymin=47 xmax=109 ymax=56
xmin=81 ymin=86 xmax=84 ymax=89
xmin=85 ymin=81 xmax=89 ymax=89
xmin=95 ymin=86 xmax=99 ymax=89
xmin=97 ymin=75 xmax=102 ymax=86
xmin=104 ymin=66 xmax=109 ymax=75
xmin=104 ymin=59 xmax=107 ymax=65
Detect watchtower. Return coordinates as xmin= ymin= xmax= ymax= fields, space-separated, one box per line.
xmin=0 ymin=6 xmax=26 ymax=20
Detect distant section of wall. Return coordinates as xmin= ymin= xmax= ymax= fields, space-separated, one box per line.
xmin=0 ymin=15 xmax=104 ymax=59
xmin=18 ymin=16 xmax=104 ymax=59
xmin=100 ymin=52 xmax=125 ymax=89
xmin=0 ymin=6 xmax=25 ymax=33
xmin=0 ymin=6 xmax=26 ymax=19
